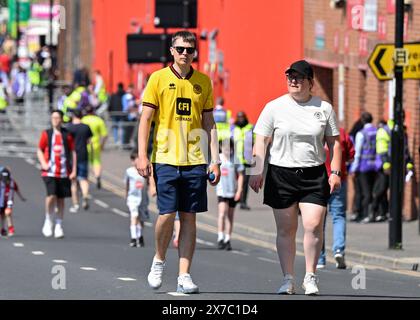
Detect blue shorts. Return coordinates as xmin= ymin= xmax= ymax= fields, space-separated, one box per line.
xmin=153 ymin=164 xmax=208 ymax=215
xmin=77 ymin=161 xmax=89 ymax=180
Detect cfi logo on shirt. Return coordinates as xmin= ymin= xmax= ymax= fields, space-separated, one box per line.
xmin=314 ymin=112 xmax=323 ymax=120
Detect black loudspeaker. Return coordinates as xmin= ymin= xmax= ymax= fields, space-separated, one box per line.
xmin=155 ymin=0 xmax=197 ymax=28
xmin=127 ymin=34 xmax=171 ymax=63
xmin=127 ymin=33 xmax=199 ymax=64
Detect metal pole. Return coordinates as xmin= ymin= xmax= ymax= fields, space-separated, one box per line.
xmin=48 ymin=0 xmax=54 ymax=111
xmin=389 ymin=0 xmax=405 ymax=249
xmin=16 ymin=0 xmax=20 ymax=54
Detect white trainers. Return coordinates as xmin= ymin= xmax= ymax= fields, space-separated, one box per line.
xmin=277 ymin=274 xmax=296 ymax=295
xmin=42 ymin=219 xmax=53 ymax=238
xmin=302 ymin=273 xmax=320 ymax=296
xmin=177 ymin=273 xmax=199 ymax=294
xmin=334 ymin=252 xmax=347 ymax=269
xmin=147 ymin=259 xmax=165 ymax=289
xmin=69 ymin=204 xmax=80 ymax=213
xmin=54 ymin=224 xmax=64 ymax=239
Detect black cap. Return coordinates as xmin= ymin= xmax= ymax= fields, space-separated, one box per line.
xmin=285 ymin=60 xmax=314 ymax=79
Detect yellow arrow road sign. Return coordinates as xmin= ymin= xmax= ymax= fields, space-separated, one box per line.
xmin=368 ymin=43 xmax=420 ymax=80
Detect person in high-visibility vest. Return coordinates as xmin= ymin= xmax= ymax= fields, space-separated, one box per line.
xmin=62 ymin=85 xmax=88 ymax=123
xmin=0 ymin=76 xmax=8 ymax=113
xmin=94 ymin=70 xmax=108 ymax=105
xmin=28 ymin=59 xmax=43 ymax=91
xmin=213 ymin=97 xmax=233 ymax=142
xmin=371 ymin=118 xmax=414 ymax=222
xmin=233 ymin=111 xmax=254 ymax=210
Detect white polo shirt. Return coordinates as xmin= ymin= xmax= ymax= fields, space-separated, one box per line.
xmin=254 ymin=94 xmax=339 ymax=168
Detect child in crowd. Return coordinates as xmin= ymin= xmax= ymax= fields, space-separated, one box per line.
xmin=0 ymin=167 xmax=26 ymax=237
xmin=125 ymin=152 xmax=155 ymax=247
xmin=216 ymin=139 xmax=244 ymax=251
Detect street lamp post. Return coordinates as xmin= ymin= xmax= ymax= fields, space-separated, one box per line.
xmin=48 ymin=0 xmax=54 ymax=111
xmin=389 ymin=0 xmax=405 ymax=249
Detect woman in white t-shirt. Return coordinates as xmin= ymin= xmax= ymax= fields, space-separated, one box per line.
xmin=250 ymin=60 xmax=342 ymax=296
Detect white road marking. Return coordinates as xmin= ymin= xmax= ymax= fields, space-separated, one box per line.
xmin=94 ymin=199 xmax=110 ymax=209
xmin=112 ymin=208 xmax=129 ymax=218
xmin=13 ymin=243 xmax=24 ymax=247
xmin=117 ymin=277 xmax=137 ymax=282
xmin=144 ymin=222 xmax=153 ymax=227
xmin=25 ymin=158 xmax=35 ymax=165
xmin=53 ymin=260 xmax=68 ymax=264
xmin=32 ymin=251 xmax=45 ymax=256
xmin=258 ymin=257 xmax=278 ymax=264
xmin=168 ymin=292 xmax=190 ymax=297
xmin=80 ymin=267 xmax=97 ymax=271
xmin=196 ymin=238 xmax=215 ymax=247
xmin=232 ymin=250 xmax=249 ymax=256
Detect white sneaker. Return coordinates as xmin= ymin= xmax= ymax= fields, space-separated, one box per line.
xmin=54 ymin=224 xmax=64 ymax=239
xmin=147 ymin=259 xmax=165 ymax=289
xmin=69 ymin=205 xmax=79 ymax=213
xmin=302 ymin=273 xmax=320 ymax=296
xmin=334 ymin=252 xmax=347 ymax=269
xmin=316 ymin=263 xmax=326 ymax=270
xmin=177 ymin=274 xmax=199 ymax=294
xmin=42 ymin=219 xmax=53 ymax=238
xmin=277 ymin=274 xmax=296 ymax=295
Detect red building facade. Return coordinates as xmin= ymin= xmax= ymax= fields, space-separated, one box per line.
xmin=91 ymin=0 xmax=304 ymax=123
xmin=304 ymin=0 xmax=420 ymax=220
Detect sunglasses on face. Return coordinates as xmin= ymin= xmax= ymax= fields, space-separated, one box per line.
xmin=173 ymin=46 xmax=196 ymax=54
xmin=286 ymin=74 xmax=306 ymax=83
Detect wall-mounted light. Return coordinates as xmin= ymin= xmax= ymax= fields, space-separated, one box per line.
xmin=404 ymin=0 xmax=413 ymax=12
xmin=330 ymin=0 xmax=345 ymax=9
xmin=209 ymin=28 xmax=219 ymax=40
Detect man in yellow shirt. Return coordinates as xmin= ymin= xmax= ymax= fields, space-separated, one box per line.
xmin=82 ymin=105 xmax=108 ymax=189
xmin=137 ymin=31 xmax=220 ymax=294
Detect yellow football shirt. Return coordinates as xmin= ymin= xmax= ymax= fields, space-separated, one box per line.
xmin=142 ymin=65 xmax=214 ymax=166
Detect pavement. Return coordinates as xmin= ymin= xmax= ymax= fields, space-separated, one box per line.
xmin=5 ymin=94 xmax=420 ymax=274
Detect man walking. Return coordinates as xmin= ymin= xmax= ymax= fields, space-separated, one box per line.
xmin=67 ymin=109 xmax=93 ymax=212
xmin=37 ymin=110 xmax=76 ymax=239
xmin=137 ymin=31 xmax=220 ymax=294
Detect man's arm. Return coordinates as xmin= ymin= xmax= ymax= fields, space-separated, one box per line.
xmin=202 ymin=111 xmax=220 ymax=186
xmin=137 ymin=107 xmax=155 ymax=177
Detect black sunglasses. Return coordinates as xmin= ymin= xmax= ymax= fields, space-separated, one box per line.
xmin=286 ymin=74 xmax=306 ymax=83
xmin=173 ymin=46 xmax=196 ymax=54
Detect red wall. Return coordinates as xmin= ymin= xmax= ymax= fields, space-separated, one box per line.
xmin=92 ymin=0 xmax=303 ymax=123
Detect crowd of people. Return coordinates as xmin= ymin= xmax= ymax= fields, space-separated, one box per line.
xmin=1 ymin=29 xmax=417 ymax=297
xmin=0 ymin=34 xmax=57 ymax=112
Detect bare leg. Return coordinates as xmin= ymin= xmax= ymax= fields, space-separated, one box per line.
xmin=273 ymin=204 xmax=299 ymax=276
xmin=300 ymin=202 xmax=326 ymax=274
xmin=71 ymin=179 xmax=79 ymax=206
xmin=225 ymin=207 xmax=235 ymax=237
xmin=178 ymin=212 xmax=196 ymax=275
xmin=46 ymin=195 xmax=57 ymax=218
xmin=154 ymin=212 xmax=176 ymax=261
xmin=56 ymin=198 xmax=65 ymax=220
xmin=217 ymin=201 xmax=227 ymax=234
xmin=79 ymin=179 xmax=90 ymax=199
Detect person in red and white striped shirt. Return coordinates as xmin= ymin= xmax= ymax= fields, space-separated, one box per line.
xmin=0 ymin=167 xmax=26 ymax=237
xmin=37 ymin=110 xmax=76 ymax=239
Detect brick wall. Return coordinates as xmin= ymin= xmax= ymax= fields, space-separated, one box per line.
xmin=57 ymin=0 xmax=93 ymax=83
xmin=304 ymin=0 xmax=420 ymax=220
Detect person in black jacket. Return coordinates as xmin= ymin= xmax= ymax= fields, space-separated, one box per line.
xmin=108 ymin=83 xmax=126 ymax=147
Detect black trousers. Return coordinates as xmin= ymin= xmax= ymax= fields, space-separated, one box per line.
xmin=240 ymin=164 xmax=251 ymax=206
xmin=371 ymin=170 xmax=389 ymax=218
xmin=352 ymin=173 xmax=362 ymax=216
xmin=359 ymin=171 xmax=377 ymax=219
